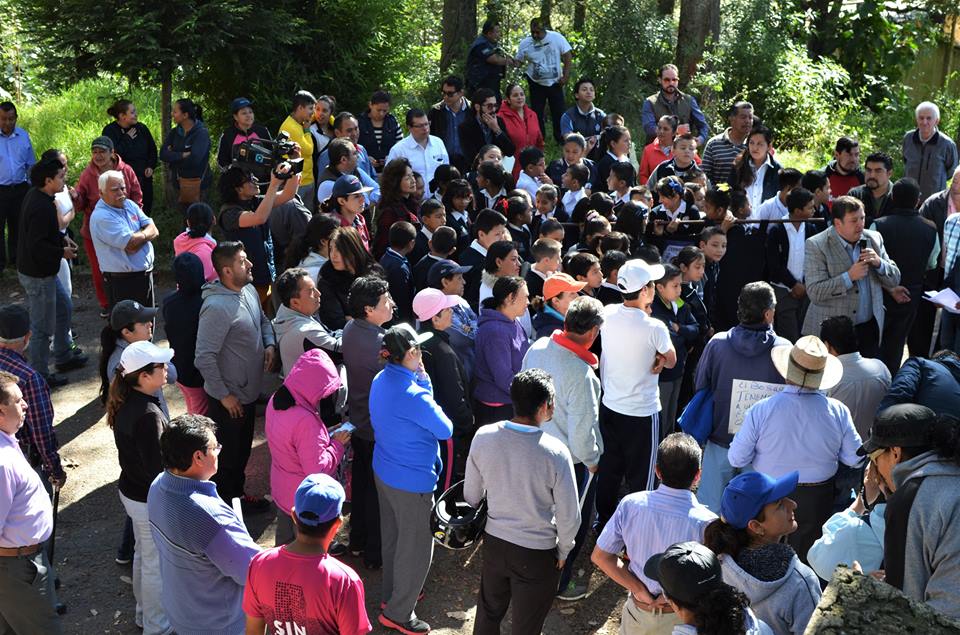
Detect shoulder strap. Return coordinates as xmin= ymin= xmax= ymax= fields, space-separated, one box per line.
xmin=883 ymin=475 xmax=925 ymax=590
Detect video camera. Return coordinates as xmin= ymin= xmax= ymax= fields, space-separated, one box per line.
xmin=232 ymin=131 xmax=304 ymax=181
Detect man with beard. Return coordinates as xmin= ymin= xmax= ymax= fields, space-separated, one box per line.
xmin=848 ymin=152 xmax=894 ymax=222
xmin=641 ymin=64 xmax=709 ymax=147
xmin=823 ymin=136 xmax=864 ymax=198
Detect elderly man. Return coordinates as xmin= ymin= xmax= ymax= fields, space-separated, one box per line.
xmin=385 ymin=109 xmax=449 ymax=200
xmin=701 ymin=100 xmax=753 ymax=187
xmin=729 ymin=335 xmax=862 ymax=561
xmin=74 ymin=135 xmax=143 ymax=316
xmin=15 ymin=157 xmax=81 ymax=387
xmin=516 ymin=18 xmax=573 ymax=145
xmin=148 ymin=415 xmax=261 ymax=635
xmin=848 ymin=151 xmax=894 ymax=221
xmin=802 ymin=196 xmax=901 ymax=359
xmin=522 ymin=296 xmax=604 ymax=601
xmin=903 ymin=101 xmax=959 ymax=203
xmin=0 ymin=102 xmax=35 ymax=272
xmin=429 ymin=76 xmax=471 ymax=172
xmin=641 ymin=64 xmax=709 ymax=146
xmin=89 ymin=170 xmax=158 ymax=309
xmin=694 ymin=282 xmax=791 ymax=513
xmin=0 ymin=370 xmax=63 ymax=633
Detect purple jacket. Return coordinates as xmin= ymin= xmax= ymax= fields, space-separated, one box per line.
xmin=474 ymin=308 xmax=530 ymax=405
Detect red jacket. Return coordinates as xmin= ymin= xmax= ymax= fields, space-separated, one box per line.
xmin=497 ymin=102 xmax=544 ymax=179
xmin=75 ymin=155 xmax=143 ymax=238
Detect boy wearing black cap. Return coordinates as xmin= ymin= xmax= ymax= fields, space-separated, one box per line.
xmin=243 ymin=474 xmax=371 ymax=635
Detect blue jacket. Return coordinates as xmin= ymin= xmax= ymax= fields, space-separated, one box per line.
xmin=695 ymin=324 xmax=789 ymax=447
xmin=370 ymin=363 xmax=453 ymax=493
xmin=379 ymin=249 xmax=414 ymax=323
xmin=162 ymin=253 xmax=206 ymax=387
xmin=878 ymin=356 xmax=960 ymax=417
xmin=160 ymin=121 xmax=212 ymax=183
xmin=650 ymin=293 xmax=699 ymax=382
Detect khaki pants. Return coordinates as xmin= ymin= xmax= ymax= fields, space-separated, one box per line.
xmin=620 ymin=595 xmax=680 ymax=635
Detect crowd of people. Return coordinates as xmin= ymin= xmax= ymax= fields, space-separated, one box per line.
xmin=2 ymin=14 xmax=960 ymax=635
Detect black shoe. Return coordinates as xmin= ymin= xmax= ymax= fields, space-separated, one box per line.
xmin=55 ymin=354 xmax=89 ymax=373
xmin=99 ymin=308 xmax=110 ymax=319
xmin=328 ymin=540 xmax=348 ymax=557
xmin=55 ymin=603 xmax=67 ymax=615
xmin=240 ymin=495 xmax=271 ymax=514
xmin=363 ymin=559 xmax=382 ymax=570
xmin=41 ymin=373 xmax=69 ymax=388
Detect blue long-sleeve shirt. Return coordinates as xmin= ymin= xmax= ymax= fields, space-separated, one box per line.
xmin=0 ymin=126 xmax=35 ymax=185
xmin=370 ymin=363 xmax=453 ymax=493
xmin=147 ymin=471 xmax=261 ymax=635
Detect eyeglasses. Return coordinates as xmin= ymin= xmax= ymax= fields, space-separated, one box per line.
xmin=442 ymin=90 xmax=460 ymax=97
xmin=410 ymin=122 xmax=430 ymax=129
xmin=204 ymin=443 xmax=223 ymax=456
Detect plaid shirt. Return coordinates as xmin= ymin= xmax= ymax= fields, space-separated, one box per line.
xmin=0 ymin=348 xmax=63 ymax=479
xmin=945 ymin=213 xmax=960 ymax=282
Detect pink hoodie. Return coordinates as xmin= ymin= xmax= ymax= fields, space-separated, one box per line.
xmin=265 ymin=348 xmax=345 ymax=514
xmin=173 ymin=231 xmax=217 ymax=282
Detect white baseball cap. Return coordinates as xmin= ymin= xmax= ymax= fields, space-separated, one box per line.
xmin=119 ymin=341 xmax=174 ymax=376
xmin=617 ymin=259 xmax=666 ymax=294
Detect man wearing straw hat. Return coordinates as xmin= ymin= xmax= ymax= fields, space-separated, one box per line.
xmin=727 ymin=335 xmax=863 ymax=562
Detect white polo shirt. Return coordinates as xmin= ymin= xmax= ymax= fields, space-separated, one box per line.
xmin=599 ymin=303 xmax=672 ymax=417
xmin=385 ymin=134 xmax=450 ymax=200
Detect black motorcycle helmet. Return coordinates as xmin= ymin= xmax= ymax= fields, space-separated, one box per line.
xmin=431 ymin=480 xmax=487 ymax=550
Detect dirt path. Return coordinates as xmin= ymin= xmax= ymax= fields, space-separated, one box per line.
xmin=1 ymin=267 xmax=626 ymax=634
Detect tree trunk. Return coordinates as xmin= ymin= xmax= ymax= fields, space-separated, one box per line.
xmin=440 ymin=0 xmax=478 ymax=77
xmin=160 ymin=67 xmax=174 ymax=201
xmin=539 ymin=0 xmax=552 ymax=27
xmin=573 ymin=0 xmax=586 ymax=31
xmin=676 ymin=0 xmax=719 ymax=82
xmin=657 ymin=0 xmax=675 ymax=16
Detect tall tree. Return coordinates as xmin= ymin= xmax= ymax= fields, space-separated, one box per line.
xmin=440 ymin=0 xmax=478 ymax=77
xmin=676 ymin=0 xmax=720 ymax=81
xmin=574 ymin=0 xmax=587 ymax=31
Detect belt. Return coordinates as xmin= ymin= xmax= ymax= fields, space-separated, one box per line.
xmin=631 ymin=596 xmax=675 ymax=614
xmin=797 ymin=478 xmax=834 ymax=488
xmin=103 ymin=269 xmax=153 ymax=279
xmin=0 ymin=544 xmax=42 ymax=557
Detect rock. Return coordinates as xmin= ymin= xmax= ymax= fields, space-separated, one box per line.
xmin=805 ymin=566 xmax=960 ymax=634
xmin=559 ymin=608 xmax=575 ymax=615
xmin=446 ymin=611 xmax=468 ymax=620
xmin=90 ymin=608 xmax=98 ymax=616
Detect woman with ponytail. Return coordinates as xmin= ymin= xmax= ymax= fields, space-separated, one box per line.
xmin=103 ymin=99 xmax=158 ymax=213
xmin=703 ymin=471 xmax=821 ymax=635
xmin=643 ymin=541 xmax=772 ymax=634
xmin=107 ymin=341 xmax=175 ymax=635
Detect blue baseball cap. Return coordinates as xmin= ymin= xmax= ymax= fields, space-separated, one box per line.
xmin=293 ymin=474 xmax=345 ymax=526
xmin=331 ymin=174 xmax=373 ymax=200
xmin=230 ymin=97 xmax=253 ymax=113
xmin=720 ymin=471 xmax=799 ymax=529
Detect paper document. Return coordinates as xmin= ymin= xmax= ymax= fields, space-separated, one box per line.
xmin=924 ymin=289 xmax=960 ymax=314
xmin=728 ymin=379 xmax=786 ymax=435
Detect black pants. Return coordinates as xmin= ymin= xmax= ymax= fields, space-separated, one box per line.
xmin=558 ymin=462 xmax=596 ymax=591
xmin=103 ymin=270 xmax=155 ymax=310
xmin=596 ymin=405 xmax=659 ymax=532
xmin=0 ymin=182 xmax=28 ymax=267
xmin=854 ymin=318 xmax=880 ymax=360
xmin=474 ymin=534 xmax=560 ymax=635
xmin=206 ymin=396 xmax=256 ymax=502
xmin=138 ymin=172 xmax=154 ymax=215
xmin=880 ymin=297 xmax=919 ymax=375
xmin=527 ymin=79 xmax=565 ymax=144
xmin=788 ymin=479 xmax=834 ymax=565
xmin=908 ymin=294 xmax=938 ymax=357
xmin=348 ymin=437 xmax=381 ymax=567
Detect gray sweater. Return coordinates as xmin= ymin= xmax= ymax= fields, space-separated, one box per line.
xmin=521 ymin=336 xmax=602 ymax=467
xmin=465 ymin=422 xmax=580 ymax=560
xmin=272 ymin=303 xmax=342 ymax=376
xmin=341 ymin=318 xmax=384 ymax=442
xmin=194 ymin=281 xmax=276 ymax=405
xmin=892 ymin=451 xmax=960 ymax=619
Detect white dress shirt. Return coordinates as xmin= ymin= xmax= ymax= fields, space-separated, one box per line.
xmin=385 ymin=134 xmax=450 ymax=200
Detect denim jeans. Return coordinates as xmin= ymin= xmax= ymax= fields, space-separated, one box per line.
xmin=698 ymin=440 xmax=736 ymax=514
xmin=120 ymin=492 xmax=171 ymax=635
xmin=17 ymin=273 xmax=72 ymax=375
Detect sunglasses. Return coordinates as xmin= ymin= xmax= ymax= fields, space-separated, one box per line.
xmin=442 ymin=90 xmax=460 ymax=97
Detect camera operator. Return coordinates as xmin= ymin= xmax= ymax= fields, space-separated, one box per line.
xmin=217 ymin=150 xmax=301 ymax=316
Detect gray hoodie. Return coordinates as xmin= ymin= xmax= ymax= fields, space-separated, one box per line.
xmin=892 ymin=451 xmax=960 ymax=619
xmin=272 ymin=304 xmax=342 ymax=376
xmin=720 ymin=551 xmax=821 ymax=635
xmin=195 ymin=281 xmax=276 ymax=405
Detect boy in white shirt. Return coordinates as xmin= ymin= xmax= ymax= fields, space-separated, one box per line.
xmin=596 ymin=259 xmax=677 ymax=531
xmin=516 ymin=147 xmax=552 ymax=200
xmin=561 ymin=163 xmax=590 ymax=213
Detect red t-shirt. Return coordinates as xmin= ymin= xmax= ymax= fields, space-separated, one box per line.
xmin=243 ymin=547 xmax=372 ymax=635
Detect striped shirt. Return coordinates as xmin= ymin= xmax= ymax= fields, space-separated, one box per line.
xmin=596 ymin=485 xmax=716 ymax=595
xmin=945 ymin=212 xmax=960 ymax=280
xmin=701 ymin=128 xmax=746 ymax=187
xmin=0 ymin=348 xmax=62 ymax=479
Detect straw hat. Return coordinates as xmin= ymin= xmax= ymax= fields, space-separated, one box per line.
xmin=770 ymin=335 xmax=843 ymax=390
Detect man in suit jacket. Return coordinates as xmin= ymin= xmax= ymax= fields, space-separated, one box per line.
xmin=802 ymin=195 xmax=901 ymax=358
xmin=766 ymin=187 xmax=819 ymax=342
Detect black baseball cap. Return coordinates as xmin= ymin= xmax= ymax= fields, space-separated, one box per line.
xmin=381 ymin=323 xmax=432 ymax=360
xmin=0 ymin=305 xmax=30 ymax=340
xmin=427 ymin=259 xmax=471 ymax=289
xmin=110 ymin=300 xmax=158 ymax=331
xmin=643 ymin=541 xmax=724 ymax=606
xmin=857 ymin=404 xmax=938 ymax=456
